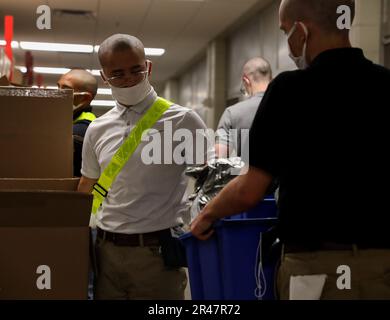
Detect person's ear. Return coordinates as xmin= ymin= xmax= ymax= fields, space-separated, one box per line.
xmin=73 ymin=92 xmax=93 ymax=107
xmin=242 ymin=75 xmax=250 ymax=87
xmin=146 ymin=60 xmax=153 ymax=77
xmin=84 ymin=92 xmax=94 ymax=104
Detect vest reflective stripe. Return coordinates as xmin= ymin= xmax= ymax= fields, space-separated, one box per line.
xmin=91 ymin=97 xmax=172 ymax=214
xmin=73 ymin=112 xmax=96 ymax=124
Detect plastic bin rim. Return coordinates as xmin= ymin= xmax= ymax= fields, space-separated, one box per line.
xmin=180 ymin=217 xmax=278 ymax=241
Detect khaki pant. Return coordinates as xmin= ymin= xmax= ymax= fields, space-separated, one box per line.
xmin=94 ymin=236 xmax=187 ymax=300
xmin=277 ymin=248 xmax=390 ymax=300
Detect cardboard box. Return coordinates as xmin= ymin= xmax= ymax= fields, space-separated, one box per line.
xmin=0 ymin=178 xmax=92 ymax=299
xmin=0 ymin=87 xmax=73 ymax=178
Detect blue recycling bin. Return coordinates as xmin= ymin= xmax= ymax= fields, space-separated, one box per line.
xmin=231 ymin=196 xmax=278 ymax=220
xmin=180 ymin=232 xmax=224 ymax=300
xmin=181 ymin=198 xmax=279 ymax=300
xmin=217 ymin=217 xmax=278 ymax=300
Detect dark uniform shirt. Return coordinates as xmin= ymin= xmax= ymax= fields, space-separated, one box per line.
xmin=73 ymin=106 xmax=94 ymax=177
xmin=249 ymin=48 xmax=390 ymax=247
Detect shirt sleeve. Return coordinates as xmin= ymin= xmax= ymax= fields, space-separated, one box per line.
xmin=216 ymin=108 xmax=232 ymax=146
xmin=249 ymin=75 xmax=286 ymax=177
xmin=80 ymin=125 xmax=101 ymax=179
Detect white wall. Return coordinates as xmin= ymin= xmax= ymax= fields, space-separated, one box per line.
xmin=170 ymin=0 xmax=386 ymax=122
xmin=226 ymin=0 xmax=295 ymax=99
xmin=350 ymin=0 xmax=382 ymax=63
xmin=178 ymin=57 xmax=208 ymax=109
xmin=384 ymin=0 xmax=390 ymax=37
xmin=382 ymin=0 xmax=390 ymax=67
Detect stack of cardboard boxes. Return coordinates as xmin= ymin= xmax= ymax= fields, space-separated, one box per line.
xmin=0 ymin=86 xmax=92 ymax=299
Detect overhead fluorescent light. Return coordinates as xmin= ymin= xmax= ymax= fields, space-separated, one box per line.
xmin=97 ymin=88 xmax=112 ymax=95
xmin=0 ymin=40 xmax=19 ymax=48
xmin=34 ymin=67 xmax=71 ymax=74
xmin=91 ymin=100 xmax=116 ymax=107
xmin=20 ymin=41 xmax=94 ymax=53
xmin=16 ymin=66 xmax=102 ymax=77
xmin=94 ymin=45 xmax=165 ymax=56
xmin=88 ymin=69 xmax=101 ymax=76
xmin=145 ymin=48 xmax=165 ymax=56
xmin=46 ymin=86 xmax=59 ymax=89
xmin=16 ymin=66 xmax=27 ymax=73
xmin=16 ymin=66 xmax=70 ymax=75
xmin=2 ymin=40 xmax=164 ymax=56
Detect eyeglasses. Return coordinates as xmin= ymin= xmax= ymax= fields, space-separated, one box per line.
xmin=103 ymin=69 xmax=148 ymax=87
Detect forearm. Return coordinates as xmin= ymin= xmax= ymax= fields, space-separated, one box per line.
xmin=202 ymin=166 xmax=273 ymax=222
xmin=77 ymin=176 xmax=97 ymax=194
xmin=202 ymin=178 xmax=256 ymax=221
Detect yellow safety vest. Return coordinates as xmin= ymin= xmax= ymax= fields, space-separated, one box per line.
xmin=91 ymin=97 xmax=172 ymax=214
xmin=73 ymin=111 xmax=96 ymax=124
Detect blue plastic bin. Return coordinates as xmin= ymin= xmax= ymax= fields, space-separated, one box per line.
xmin=217 ymin=217 xmax=278 ymax=300
xmin=181 ymin=198 xmax=279 ymax=300
xmin=180 ymin=232 xmax=224 ymax=300
xmin=231 ymin=197 xmax=277 ymax=220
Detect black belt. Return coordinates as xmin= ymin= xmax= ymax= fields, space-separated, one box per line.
xmin=284 ymin=242 xmax=390 ymax=254
xmin=97 ymin=228 xmax=169 ymax=247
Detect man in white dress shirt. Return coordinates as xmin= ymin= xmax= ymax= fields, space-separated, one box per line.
xmin=78 ymin=34 xmax=211 ymax=299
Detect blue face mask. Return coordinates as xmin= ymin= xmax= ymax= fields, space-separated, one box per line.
xmin=287 ymin=22 xmax=309 ymax=69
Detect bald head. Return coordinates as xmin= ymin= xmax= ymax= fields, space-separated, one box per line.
xmin=58 ymin=69 xmax=97 ymax=97
xmin=280 ymin=0 xmax=355 ymax=35
xmin=98 ymin=34 xmax=146 ymax=67
xmin=243 ymin=57 xmax=272 ymax=83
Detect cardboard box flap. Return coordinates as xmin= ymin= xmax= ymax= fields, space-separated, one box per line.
xmin=0 ymin=191 xmax=92 ymax=227
xmin=0 ymin=87 xmax=73 ymax=178
xmin=0 ymin=86 xmax=71 ymax=98
xmin=0 ymin=178 xmax=80 ymax=191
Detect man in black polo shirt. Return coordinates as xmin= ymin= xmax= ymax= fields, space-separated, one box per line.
xmin=191 ymin=0 xmax=390 ymax=299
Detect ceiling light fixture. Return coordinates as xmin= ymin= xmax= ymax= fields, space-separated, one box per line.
xmin=0 ymin=40 xmax=19 ymax=48
xmin=88 ymin=69 xmax=101 ymax=76
xmin=16 ymin=66 xmax=102 ymax=76
xmin=16 ymin=66 xmax=70 ymax=75
xmin=97 ymin=88 xmax=112 ymax=95
xmin=16 ymin=66 xmax=27 ymax=73
xmin=34 ymin=67 xmax=71 ymax=74
xmin=2 ymin=40 xmax=165 ymax=56
xmin=20 ymin=41 xmax=94 ymax=53
xmin=94 ymin=45 xmax=165 ymax=56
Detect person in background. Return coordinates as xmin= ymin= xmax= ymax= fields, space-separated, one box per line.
xmin=191 ymin=0 xmax=390 ymax=300
xmin=216 ymin=57 xmax=272 ymax=158
xmin=58 ymin=69 xmax=97 ymax=177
